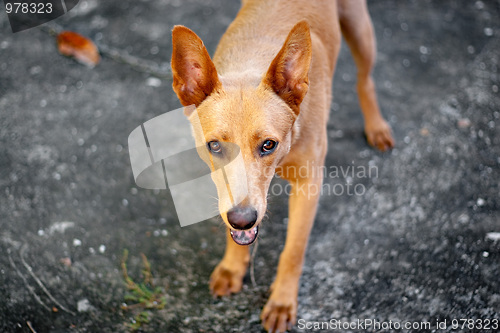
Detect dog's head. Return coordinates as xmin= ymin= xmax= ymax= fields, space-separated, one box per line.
xmin=171 ymin=21 xmax=312 ymax=245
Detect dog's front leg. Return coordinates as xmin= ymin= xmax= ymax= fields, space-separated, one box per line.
xmin=261 ymin=174 xmax=323 ymax=333
xmin=210 ymin=228 xmax=250 ymax=296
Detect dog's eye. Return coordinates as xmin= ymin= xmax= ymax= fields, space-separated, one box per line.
xmin=208 ymin=141 xmax=222 ymax=154
xmin=260 ymin=140 xmax=277 ymax=155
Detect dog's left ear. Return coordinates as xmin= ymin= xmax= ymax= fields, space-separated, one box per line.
xmin=262 ymin=21 xmax=312 ymax=116
xmin=171 ymin=26 xmax=222 ymax=108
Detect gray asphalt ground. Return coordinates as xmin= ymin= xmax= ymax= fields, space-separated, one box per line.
xmin=1 ymin=0 xmax=499 ymax=332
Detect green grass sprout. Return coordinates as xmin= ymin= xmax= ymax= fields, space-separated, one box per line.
xmin=121 ymin=249 xmax=166 ymax=331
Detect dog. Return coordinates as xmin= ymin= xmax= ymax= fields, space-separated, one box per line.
xmin=170 ymin=0 xmax=394 ymax=332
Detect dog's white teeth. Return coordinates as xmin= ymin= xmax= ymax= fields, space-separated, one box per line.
xmin=230 ymin=226 xmax=259 ymax=246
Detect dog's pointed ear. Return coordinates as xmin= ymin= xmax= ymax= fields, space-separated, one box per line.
xmin=262 ymin=21 xmax=312 ymax=116
xmin=171 ymin=26 xmax=222 ymax=107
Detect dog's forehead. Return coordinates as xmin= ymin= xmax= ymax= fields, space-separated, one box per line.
xmin=198 ymin=87 xmax=294 ymax=142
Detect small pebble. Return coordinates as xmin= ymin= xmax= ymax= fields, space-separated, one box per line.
xmin=60 ymin=257 xmax=72 ymax=267
xmin=486 ymin=232 xmax=500 ymax=242
xmin=150 ymin=45 xmax=159 ymax=55
xmin=484 ymin=27 xmax=493 ymax=36
xmin=77 ymin=299 xmax=93 ymax=312
xmin=457 ymin=118 xmax=471 ymax=128
xmin=146 ymin=77 xmax=161 ymax=87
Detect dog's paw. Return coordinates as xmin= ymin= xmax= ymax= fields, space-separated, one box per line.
xmin=365 ymin=118 xmax=394 ymax=151
xmin=209 ymin=263 xmax=245 ymax=297
xmin=260 ymin=291 xmax=297 ymax=333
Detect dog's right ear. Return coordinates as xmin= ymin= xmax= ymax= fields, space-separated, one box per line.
xmin=171 ymin=26 xmax=222 ymax=107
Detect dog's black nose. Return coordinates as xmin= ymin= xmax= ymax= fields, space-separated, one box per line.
xmin=226 ymin=206 xmax=258 ymax=230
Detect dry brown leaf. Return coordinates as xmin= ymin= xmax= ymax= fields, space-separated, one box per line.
xmin=57 ymin=31 xmax=100 ymax=68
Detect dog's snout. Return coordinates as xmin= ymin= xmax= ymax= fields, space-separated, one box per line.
xmin=227 ymin=206 xmax=258 ymax=230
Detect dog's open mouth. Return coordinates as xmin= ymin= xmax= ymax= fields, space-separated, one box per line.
xmin=230 ymin=226 xmax=258 ymax=245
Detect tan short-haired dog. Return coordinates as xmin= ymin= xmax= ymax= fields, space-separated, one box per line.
xmin=171 ymin=0 xmax=394 ymax=331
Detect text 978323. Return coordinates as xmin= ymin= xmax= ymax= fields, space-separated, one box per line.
xmin=5 ymin=1 xmax=53 ymax=14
